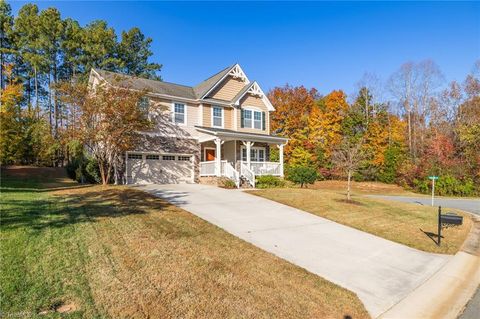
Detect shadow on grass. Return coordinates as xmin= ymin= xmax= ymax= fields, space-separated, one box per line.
xmin=1 ymin=187 xmax=189 ymax=232
xmin=334 ymin=198 xmax=365 ymax=206
xmin=0 ymin=184 xmax=94 ymax=193
xmin=420 ymin=228 xmax=442 ymax=245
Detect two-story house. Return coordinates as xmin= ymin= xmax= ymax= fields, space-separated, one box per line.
xmin=88 ymin=64 xmax=287 ymax=187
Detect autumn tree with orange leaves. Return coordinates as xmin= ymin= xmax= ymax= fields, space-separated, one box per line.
xmin=268 ymin=85 xmax=318 ymax=165
xmin=57 ymin=81 xmax=152 ymax=185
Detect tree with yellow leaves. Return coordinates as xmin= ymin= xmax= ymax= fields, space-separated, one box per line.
xmin=0 ymin=65 xmax=23 ymax=164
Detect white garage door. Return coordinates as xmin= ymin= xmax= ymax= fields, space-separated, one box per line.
xmin=126 ymin=153 xmax=194 ymax=184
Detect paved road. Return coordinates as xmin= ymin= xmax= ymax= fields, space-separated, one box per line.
xmin=459 ymin=287 xmax=480 ymax=319
xmin=367 ymin=195 xmax=480 ymax=216
xmin=136 ymin=184 xmax=450 ymax=318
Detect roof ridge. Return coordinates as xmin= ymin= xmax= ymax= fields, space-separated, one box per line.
xmin=195 ymin=64 xmax=235 ymax=86
xmin=94 ymin=68 xmax=194 ymax=89
xmin=192 ymin=64 xmax=236 ymax=98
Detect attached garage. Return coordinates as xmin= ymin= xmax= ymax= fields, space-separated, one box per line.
xmin=126 ymin=152 xmax=194 ymax=184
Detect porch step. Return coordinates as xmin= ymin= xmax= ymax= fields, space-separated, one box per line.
xmin=239 ymin=176 xmax=254 ymax=189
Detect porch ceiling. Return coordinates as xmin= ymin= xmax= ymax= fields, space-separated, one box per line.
xmin=195 ymin=126 xmax=288 ymax=144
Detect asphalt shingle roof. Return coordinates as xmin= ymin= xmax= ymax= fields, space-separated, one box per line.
xmin=192 ymin=65 xmax=234 ymax=98
xmin=93 ymin=69 xmax=197 ymax=99
xmin=93 ymin=64 xmax=236 ymax=101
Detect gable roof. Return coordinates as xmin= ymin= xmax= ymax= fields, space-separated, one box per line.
xmin=231 ymin=82 xmax=255 ymax=105
xmin=231 ymin=81 xmax=275 ymax=111
xmin=192 ymin=65 xmax=234 ymax=99
xmin=90 ymin=64 xmax=274 ymax=111
xmin=92 ymin=69 xmax=197 ymax=99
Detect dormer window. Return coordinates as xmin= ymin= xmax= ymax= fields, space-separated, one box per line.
xmin=172 ymin=102 xmax=186 ymax=125
xmin=212 ymin=106 xmax=223 ymax=128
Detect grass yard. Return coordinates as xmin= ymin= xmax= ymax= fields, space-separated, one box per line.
xmin=248 ymin=188 xmax=472 ymax=255
xmin=309 ymin=180 xmax=417 ymax=196
xmin=0 ymin=167 xmax=369 ymax=319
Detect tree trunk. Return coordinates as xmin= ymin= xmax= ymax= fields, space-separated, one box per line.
xmin=347 ymin=170 xmax=352 ymax=202
xmin=114 ymin=161 xmax=119 ymax=185
xmin=48 ymin=75 xmax=52 ymax=133
xmin=407 ymin=111 xmax=412 ymax=155
xmin=34 ymin=66 xmax=39 ymax=119
xmin=53 ymin=61 xmax=58 ymax=136
xmin=101 ymin=167 xmax=107 ymax=185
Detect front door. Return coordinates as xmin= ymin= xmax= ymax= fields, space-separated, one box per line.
xmin=205 ymin=149 xmax=216 ymax=161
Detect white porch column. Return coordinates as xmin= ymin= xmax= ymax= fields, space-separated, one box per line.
xmin=214 ymin=137 xmax=223 ymax=176
xmin=246 ymin=141 xmax=251 ymax=168
xmin=277 ymin=144 xmax=284 ymax=177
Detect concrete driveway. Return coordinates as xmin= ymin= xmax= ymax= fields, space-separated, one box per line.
xmin=367 ymin=195 xmax=480 ymax=216
xmin=135 ymin=184 xmax=450 ymax=318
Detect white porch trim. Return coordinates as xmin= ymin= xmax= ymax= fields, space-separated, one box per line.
xmin=214 ymin=137 xmax=224 ymax=177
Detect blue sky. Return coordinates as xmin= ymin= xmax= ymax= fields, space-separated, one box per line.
xmin=10 ymin=1 xmax=480 ymax=96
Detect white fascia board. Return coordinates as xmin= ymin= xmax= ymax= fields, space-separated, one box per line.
xmin=232 ymin=81 xmax=275 ymax=112
xmin=200 ymin=63 xmax=250 ymax=99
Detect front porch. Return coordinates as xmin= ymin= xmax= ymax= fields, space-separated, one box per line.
xmin=196 ymin=127 xmax=287 ymax=187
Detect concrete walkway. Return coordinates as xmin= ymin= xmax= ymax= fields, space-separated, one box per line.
xmin=135 ymin=184 xmax=451 ymax=318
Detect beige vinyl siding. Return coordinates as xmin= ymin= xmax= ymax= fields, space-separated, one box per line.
xmin=203 ymin=104 xmax=211 ymax=127
xmin=237 ymin=95 xmax=270 ymax=135
xmin=203 ymin=104 xmax=234 ymax=129
xmin=224 ymin=108 xmax=233 ymax=129
xmin=148 ymin=97 xmax=199 ymax=136
xmin=209 ymin=76 xmax=246 ymax=101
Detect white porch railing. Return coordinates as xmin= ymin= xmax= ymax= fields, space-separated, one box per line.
xmin=200 ymin=161 xmax=216 ymax=176
xmin=240 ymin=162 xmax=255 ymax=188
xmin=201 ymin=160 xmax=281 ymax=187
xmin=224 ymin=162 xmax=240 ymax=188
xmin=200 ymin=160 xmax=228 ymax=177
xmin=242 ymin=161 xmax=282 ymax=176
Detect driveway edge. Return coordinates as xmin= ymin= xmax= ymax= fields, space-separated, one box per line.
xmin=379 ymin=216 xmax=480 ymax=319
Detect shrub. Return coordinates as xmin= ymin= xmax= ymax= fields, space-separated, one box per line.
xmin=66 ymin=155 xmax=101 ymax=184
xmin=413 ymin=175 xmax=477 ymax=197
xmin=256 ymin=175 xmax=286 ymax=189
xmin=218 ymin=177 xmax=236 ymax=189
xmin=65 ymin=159 xmax=78 ymax=180
xmin=286 ymin=166 xmax=318 ymax=188
xmin=85 ymin=158 xmax=101 ymax=184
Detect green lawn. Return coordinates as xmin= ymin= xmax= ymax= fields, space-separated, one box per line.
xmin=248 ymin=188 xmax=472 ymax=255
xmin=0 ymin=167 xmax=369 ymax=318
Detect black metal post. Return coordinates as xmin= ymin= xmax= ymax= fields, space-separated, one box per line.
xmin=437 ymin=206 xmax=441 ymax=246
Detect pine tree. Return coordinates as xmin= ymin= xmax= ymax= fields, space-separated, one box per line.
xmin=0 ymin=0 xmax=14 ymax=90
xmin=118 ymin=27 xmax=162 ymax=80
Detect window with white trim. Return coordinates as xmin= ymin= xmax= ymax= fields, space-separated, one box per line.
xmin=178 ymin=156 xmax=191 ymax=161
xmin=212 ymin=106 xmax=223 ymax=127
xmin=244 ymin=110 xmax=252 ymax=128
xmin=162 ymin=155 xmax=176 ymax=161
xmin=241 ymin=147 xmax=266 ymax=162
xmin=253 ymin=111 xmax=262 ymax=129
xmin=146 ymin=154 xmax=159 ymax=160
xmin=173 ymin=103 xmax=186 ymax=124
xmin=128 ymin=153 xmax=143 ymax=159
xmin=242 ymin=109 xmax=262 ymax=129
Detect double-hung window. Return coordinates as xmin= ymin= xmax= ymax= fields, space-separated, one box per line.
xmin=212 ymin=106 xmax=223 ymax=128
xmin=242 ymin=109 xmax=263 ymax=130
xmin=253 ymin=111 xmax=262 ymax=129
xmin=173 ymin=102 xmax=186 ymax=125
xmin=244 ymin=110 xmax=252 ymax=128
